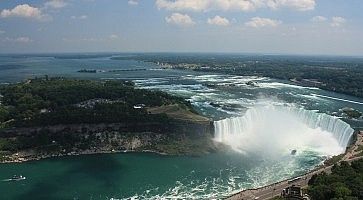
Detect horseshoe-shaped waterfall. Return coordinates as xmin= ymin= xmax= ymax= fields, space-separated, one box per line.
xmin=214 ymin=105 xmax=354 ymax=156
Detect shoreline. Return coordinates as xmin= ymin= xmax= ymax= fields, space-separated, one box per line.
xmin=1 ymin=130 xmax=362 ymax=199
xmin=0 ymin=148 xmax=169 ymax=164
xmin=225 ymin=130 xmax=363 ymax=200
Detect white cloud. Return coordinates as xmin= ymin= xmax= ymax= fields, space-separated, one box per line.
xmin=44 ymin=0 xmax=68 ymax=9
xmin=0 ymin=29 xmax=5 ymax=34
xmin=71 ymin=15 xmax=88 ymax=20
xmin=311 ymin=16 xmax=327 ymax=22
xmin=245 ymin=17 xmax=281 ymax=28
xmin=207 ymin=15 xmax=230 ymax=26
xmin=156 ymin=0 xmax=315 ymax=12
xmin=331 ymin=16 xmax=346 ymax=27
xmin=128 ymin=0 xmax=139 ymax=5
xmin=165 ymin=13 xmax=195 ymax=27
xmin=266 ymin=0 xmax=315 ymax=11
xmin=0 ymin=4 xmax=49 ymax=21
xmin=3 ymin=37 xmax=33 ymax=43
xmin=109 ymin=34 xmax=120 ymax=40
xmin=157 ymin=0 xmax=210 ymax=11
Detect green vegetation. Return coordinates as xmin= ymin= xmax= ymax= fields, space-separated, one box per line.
xmin=154 ymin=133 xmax=216 ymax=156
xmin=0 ymin=78 xmax=193 ymax=128
xmin=197 ymin=63 xmax=363 ymax=98
xmin=324 ymin=154 xmax=345 ymax=166
xmin=308 ymin=159 xmax=363 ymax=200
xmin=0 ymin=78 xmax=214 ymax=158
xmin=119 ymin=53 xmax=363 ymax=98
xmin=343 ymin=109 xmax=362 ymax=119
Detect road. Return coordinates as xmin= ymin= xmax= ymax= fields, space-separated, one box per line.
xmin=226 ymin=131 xmax=363 ymax=200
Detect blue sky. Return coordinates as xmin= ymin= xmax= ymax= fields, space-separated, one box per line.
xmin=0 ymin=0 xmax=362 ymax=55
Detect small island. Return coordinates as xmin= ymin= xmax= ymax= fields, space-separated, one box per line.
xmin=342 ymin=107 xmax=362 ymax=119
xmin=0 ymin=78 xmax=217 ymax=163
xmin=77 ymin=69 xmax=98 ymax=73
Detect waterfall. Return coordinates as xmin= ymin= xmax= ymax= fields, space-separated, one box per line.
xmin=214 ymin=105 xmax=354 ymax=155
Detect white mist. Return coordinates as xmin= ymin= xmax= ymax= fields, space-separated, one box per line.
xmin=214 ymin=104 xmax=354 ymax=157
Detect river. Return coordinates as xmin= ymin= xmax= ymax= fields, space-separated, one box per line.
xmin=0 ymin=54 xmax=362 ymax=199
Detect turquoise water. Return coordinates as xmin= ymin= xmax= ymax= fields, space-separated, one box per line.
xmin=0 ymin=152 xmax=322 ymax=200
xmin=0 ymin=54 xmax=194 ymax=83
xmin=0 ymin=54 xmax=362 ymax=199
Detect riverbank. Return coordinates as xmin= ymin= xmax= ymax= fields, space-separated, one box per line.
xmin=0 ymin=148 xmax=168 ymax=164
xmin=0 ymin=79 xmax=219 ymax=164
xmin=0 ymin=132 xmax=223 ymax=164
xmin=0 ymin=119 xmax=219 ymax=164
xmin=0 ymin=103 xmax=217 ymax=164
xmin=225 ymin=130 xmax=363 ymax=200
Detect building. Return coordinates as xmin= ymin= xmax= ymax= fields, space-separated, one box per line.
xmin=281 ymin=185 xmax=310 ymax=200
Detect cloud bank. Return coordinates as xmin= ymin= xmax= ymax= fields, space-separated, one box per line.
xmin=207 ymin=15 xmax=230 ymax=26
xmin=156 ymin=0 xmax=315 ymax=12
xmin=165 ymin=13 xmax=196 ymax=27
xmin=245 ymin=17 xmax=281 ymax=28
xmin=0 ymin=4 xmax=49 ymax=21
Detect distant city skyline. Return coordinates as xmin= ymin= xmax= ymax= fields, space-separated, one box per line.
xmin=0 ymin=0 xmax=363 ymax=56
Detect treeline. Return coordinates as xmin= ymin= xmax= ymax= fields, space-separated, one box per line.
xmin=308 ymin=159 xmax=363 ymax=200
xmin=18 ymin=103 xmax=169 ymax=127
xmin=0 ymin=78 xmax=192 ymax=128
xmin=120 ymin=53 xmax=363 ymax=98
xmin=199 ymin=64 xmax=363 ymax=98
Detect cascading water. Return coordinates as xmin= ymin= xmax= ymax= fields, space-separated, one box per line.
xmin=214 ymin=105 xmax=354 ymax=157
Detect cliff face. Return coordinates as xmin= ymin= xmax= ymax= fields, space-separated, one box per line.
xmin=1 ymin=120 xmax=213 ymax=138
xmin=0 ymin=117 xmax=216 ymax=162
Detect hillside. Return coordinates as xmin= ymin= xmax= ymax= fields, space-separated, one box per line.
xmin=0 ymin=78 xmax=216 ymax=162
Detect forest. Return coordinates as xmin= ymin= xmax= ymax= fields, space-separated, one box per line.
xmin=0 ymin=77 xmax=192 ymax=128
xmin=114 ymin=53 xmax=363 ymax=98
xmin=308 ymin=159 xmax=363 ymax=200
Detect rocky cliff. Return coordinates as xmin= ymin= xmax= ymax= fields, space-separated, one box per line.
xmin=0 ymin=107 xmax=216 ymax=162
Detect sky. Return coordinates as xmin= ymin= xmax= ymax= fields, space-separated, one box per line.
xmin=0 ymin=0 xmax=363 ymax=56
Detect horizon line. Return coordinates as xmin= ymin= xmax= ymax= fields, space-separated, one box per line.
xmin=0 ymin=51 xmax=363 ymax=58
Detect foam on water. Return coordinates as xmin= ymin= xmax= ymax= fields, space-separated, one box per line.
xmin=114 ymin=151 xmax=323 ymax=200
xmin=256 ymin=82 xmax=319 ymax=90
xmin=313 ymin=94 xmax=363 ymax=105
xmin=127 ymin=75 xmax=359 ymax=199
xmin=214 ymin=104 xmax=354 ymax=156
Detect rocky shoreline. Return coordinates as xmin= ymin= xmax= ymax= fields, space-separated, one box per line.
xmin=0 ymin=148 xmax=169 ymax=164
xmin=0 ymin=118 xmax=217 ymax=164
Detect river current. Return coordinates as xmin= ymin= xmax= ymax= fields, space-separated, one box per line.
xmin=0 ymin=54 xmax=362 ymax=199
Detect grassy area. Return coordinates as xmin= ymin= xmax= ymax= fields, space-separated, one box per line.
xmin=147 ymin=104 xmax=209 ymax=122
xmin=324 ymin=154 xmax=344 ymax=166
xmin=0 ymin=78 xmax=195 ymax=128
xmin=153 ymin=134 xmax=216 ymax=156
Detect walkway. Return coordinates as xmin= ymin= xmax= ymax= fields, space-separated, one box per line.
xmin=226 ymin=131 xmax=363 ymax=200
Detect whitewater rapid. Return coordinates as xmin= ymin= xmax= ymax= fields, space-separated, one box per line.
xmin=214 ymin=105 xmax=354 ymax=157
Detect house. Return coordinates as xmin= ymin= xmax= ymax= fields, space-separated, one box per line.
xmin=281 ymin=185 xmax=310 ymax=200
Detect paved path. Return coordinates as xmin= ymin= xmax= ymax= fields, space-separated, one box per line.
xmin=226 ymin=131 xmax=363 ymax=200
